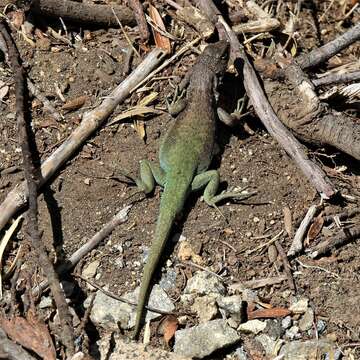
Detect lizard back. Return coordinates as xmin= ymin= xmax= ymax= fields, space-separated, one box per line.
xmin=159 ymin=41 xmax=229 ymax=176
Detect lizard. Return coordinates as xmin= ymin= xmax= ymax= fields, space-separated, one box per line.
xmin=131 ymin=40 xmax=252 ymax=338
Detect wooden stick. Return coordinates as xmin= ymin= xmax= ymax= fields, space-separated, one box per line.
xmin=129 ymin=0 xmax=150 ymax=42
xmin=275 ymin=240 xmax=296 ymax=292
xmin=287 ymin=205 xmax=318 ymax=257
xmin=312 ymin=70 xmax=360 ymax=87
xmin=297 ymin=23 xmax=360 ymax=70
xmin=0 ymin=20 xmax=75 ymax=356
xmin=0 ymin=48 xmax=166 ymax=233
xmin=308 ymin=226 xmax=360 ymax=258
xmin=32 ymin=205 xmax=132 ymax=296
xmin=30 ymin=0 xmax=136 ymax=27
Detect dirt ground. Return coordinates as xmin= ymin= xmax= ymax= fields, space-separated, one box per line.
xmin=0 ymin=0 xmax=359 ymax=359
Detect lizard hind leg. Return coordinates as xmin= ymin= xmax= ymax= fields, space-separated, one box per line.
xmin=191 ymin=169 xmax=255 ymax=207
xmin=135 ymin=160 xmax=166 ymax=194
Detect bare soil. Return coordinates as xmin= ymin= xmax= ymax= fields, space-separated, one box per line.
xmin=0 ymin=0 xmax=359 ymax=359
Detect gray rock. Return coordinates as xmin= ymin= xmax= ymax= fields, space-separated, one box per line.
xmin=265 ymin=319 xmax=284 ymax=339
xmin=238 ymin=319 xmax=266 ymax=334
xmin=289 ymin=297 xmax=309 ymax=314
xmin=280 ymin=339 xmax=337 ymax=360
xmin=0 ymin=328 xmax=37 ymax=360
xmin=180 ymin=293 xmax=196 ymax=306
xmin=317 ymin=320 xmax=327 ymax=335
xmin=39 ymin=296 xmax=53 ymax=309
xmin=241 ymin=288 xmax=259 ymax=303
xmin=281 ymin=316 xmax=292 ymax=330
xmin=255 ymin=334 xmax=280 ymax=357
xmin=285 ymin=325 xmax=300 ymax=340
xmin=234 ymin=346 xmax=248 ymax=360
xmin=114 ymin=256 xmax=125 ymax=269
xmin=174 ymin=319 xmax=240 ymax=358
xmin=299 ymin=308 xmax=314 ymax=331
xmin=217 ymin=295 xmax=244 ymax=319
xmin=184 ymin=271 xmax=226 ymax=296
xmin=191 ymin=295 xmax=218 ymax=322
xmin=159 ymin=269 xmax=177 ymax=291
xmin=110 ymin=337 xmax=191 ymax=360
xmin=82 ymin=260 xmax=100 ymax=278
xmin=89 ymin=284 xmax=174 ymax=331
xmin=89 ymin=291 xmax=131 ymax=331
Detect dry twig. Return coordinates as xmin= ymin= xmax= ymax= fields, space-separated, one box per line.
xmin=274 ymin=241 xmax=296 ymax=292
xmin=0 ymin=20 xmax=75 ymax=355
xmin=287 ymin=205 xmax=318 ymax=257
xmin=297 ymin=23 xmax=360 ymax=70
xmin=128 ymin=0 xmax=150 ymax=42
xmin=312 ymin=70 xmax=360 ymax=87
xmin=32 ymin=205 xmax=132 ymax=295
xmin=308 ymin=226 xmax=360 ymax=258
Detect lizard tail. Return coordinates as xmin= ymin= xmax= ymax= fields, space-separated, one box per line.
xmin=133 ymin=176 xmax=190 ymax=338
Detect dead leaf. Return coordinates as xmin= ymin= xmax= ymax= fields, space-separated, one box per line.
xmin=248 ymin=307 xmax=291 ymax=320
xmin=159 ymin=315 xmax=178 ymax=345
xmin=305 ymin=212 xmax=324 ymax=246
xmin=0 ymin=310 xmax=56 ymax=360
xmin=148 ymin=5 xmax=171 ymax=53
xmin=283 ymin=206 xmax=292 ymax=236
xmin=108 ymin=106 xmax=162 ymax=126
xmin=139 ymin=92 xmax=159 ymax=106
xmin=62 ymin=95 xmax=88 ymax=112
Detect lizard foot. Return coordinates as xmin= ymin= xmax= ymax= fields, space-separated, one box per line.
xmin=166 ymin=85 xmax=187 ymax=116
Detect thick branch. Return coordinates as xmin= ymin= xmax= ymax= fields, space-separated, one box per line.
xmin=31 ymin=0 xmax=136 ymax=27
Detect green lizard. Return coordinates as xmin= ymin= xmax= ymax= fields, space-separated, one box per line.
xmin=132 ymin=40 xmax=250 ymax=338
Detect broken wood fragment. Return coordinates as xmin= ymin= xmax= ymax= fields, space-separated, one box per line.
xmin=31 ymin=0 xmax=136 ymax=28
xmin=308 ymin=226 xmax=360 ymax=258
xmin=129 ymin=0 xmax=150 ymax=42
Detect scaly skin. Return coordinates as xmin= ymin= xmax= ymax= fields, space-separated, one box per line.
xmin=133 ymin=41 xmax=247 ymax=338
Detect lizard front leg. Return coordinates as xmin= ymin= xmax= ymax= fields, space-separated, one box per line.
xmin=191 ymin=170 xmax=254 ymax=206
xmin=134 ymin=160 xmax=166 ymax=194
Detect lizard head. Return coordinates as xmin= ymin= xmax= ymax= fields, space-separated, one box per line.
xmin=198 ymin=40 xmax=229 ymax=74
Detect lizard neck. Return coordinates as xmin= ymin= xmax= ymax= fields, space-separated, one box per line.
xmin=187 ymin=70 xmax=216 ymax=117
xmin=188 ymin=69 xmax=214 ymax=93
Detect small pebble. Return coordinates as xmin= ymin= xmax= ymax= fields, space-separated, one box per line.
xmin=281 ymin=316 xmax=292 ymax=330
xmin=317 ymin=320 xmax=327 ymax=335
xmin=285 ymin=325 xmax=300 ymax=340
